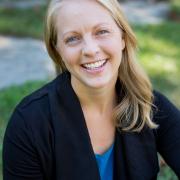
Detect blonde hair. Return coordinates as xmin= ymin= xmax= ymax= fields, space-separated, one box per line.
xmin=45 ymin=0 xmax=158 ymax=132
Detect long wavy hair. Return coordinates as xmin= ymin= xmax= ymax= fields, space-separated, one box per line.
xmin=44 ymin=0 xmax=158 ymax=132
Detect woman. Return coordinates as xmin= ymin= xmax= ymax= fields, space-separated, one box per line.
xmin=3 ymin=0 xmax=180 ymax=179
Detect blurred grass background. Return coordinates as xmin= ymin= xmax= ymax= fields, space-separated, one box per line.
xmin=0 ymin=0 xmax=180 ymax=179
xmin=0 ymin=5 xmax=46 ymax=39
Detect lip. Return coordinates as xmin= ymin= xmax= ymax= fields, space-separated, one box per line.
xmin=81 ymin=59 xmax=108 ymax=74
xmin=81 ymin=59 xmax=107 ymax=66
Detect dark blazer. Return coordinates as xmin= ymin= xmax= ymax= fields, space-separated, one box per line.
xmin=3 ymin=72 xmax=180 ymax=180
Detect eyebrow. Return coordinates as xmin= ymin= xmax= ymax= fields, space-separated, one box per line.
xmin=62 ymin=31 xmax=78 ymax=39
xmin=62 ymin=23 xmax=111 ymax=38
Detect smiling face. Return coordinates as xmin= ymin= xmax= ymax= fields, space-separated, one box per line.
xmin=56 ymin=0 xmax=125 ymax=90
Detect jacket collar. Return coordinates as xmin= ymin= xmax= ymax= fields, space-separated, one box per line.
xmin=51 ymin=72 xmax=100 ymax=180
xmin=51 ymin=72 xmax=159 ymax=180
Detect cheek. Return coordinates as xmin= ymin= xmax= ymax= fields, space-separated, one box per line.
xmin=58 ymin=45 xmax=74 ymax=64
xmin=103 ymin=39 xmax=124 ymax=57
xmin=113 ymin=37 xmax=125 ymax=50
xmin=58 ymin=45 xmax=80 ymax=66
xmin=102 ymin=34 xmax=124 ymax=49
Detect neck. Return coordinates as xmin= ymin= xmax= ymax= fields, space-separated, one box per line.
xmin=71 ymin=80 xmax=117 ymax=114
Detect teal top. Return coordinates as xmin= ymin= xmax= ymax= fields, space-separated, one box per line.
xmin=95 ymin=143 xmax=114 ymax=180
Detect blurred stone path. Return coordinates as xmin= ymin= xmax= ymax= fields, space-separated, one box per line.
xmin=0 ymin=36 xmax=55 ymax=89
xmin=0 ymin=1 xmax=171 ymax=89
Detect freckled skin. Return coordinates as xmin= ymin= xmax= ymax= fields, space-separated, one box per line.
xmin=56 ymin=0 xmax=125 ymax=91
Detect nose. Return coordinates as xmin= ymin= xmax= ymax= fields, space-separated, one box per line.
xmin=82 ymin=35 xmax=100 ymax=57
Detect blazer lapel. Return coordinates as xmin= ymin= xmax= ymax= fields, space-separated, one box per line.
xmin=114 ymin=130 xmax=129 ymax=180
xmin=50 ymin=72 xmax=100 ymax=180
xmin=114 ymin=129 xmax=159 ymax=180
xmin=50 ymin=72 xmax=159 ymax=180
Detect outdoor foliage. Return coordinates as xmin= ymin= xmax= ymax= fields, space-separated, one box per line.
xmin=135 ymin=22 xmax=180 ymax=107
xmin=0 ymin=5 xmax=46 ymax=39
xmin=171 ymin=0 xmax=180 ymax=18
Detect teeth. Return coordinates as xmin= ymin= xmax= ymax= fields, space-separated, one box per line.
xmin=83 ymin=59 xmax=106 ymax=69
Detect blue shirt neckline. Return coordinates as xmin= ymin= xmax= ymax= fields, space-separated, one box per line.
xmin=95 ymin=143 xmax=114 ymax=180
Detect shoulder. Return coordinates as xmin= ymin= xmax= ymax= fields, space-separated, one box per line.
xmin=152 ymin=90 xmax=180 ymax=139
xmin=152 ymin=90 xmax=180 ymax=122
xmin=4 ymin=72 xmax=71 ymax=160
xmin=2 ymin=74 xmax=71 ymax=179
xmin=16 ymin=71 xmax=70 ymax=117
xmin=17 ymin=72 xmax=68 ymax=110
xmin=152 ymin=92 xmax=180 ymax=175
xmin=153 ymin=90 xmax=178 ymax=109
xmin=6 ymin=72 xmax=70 ymax=136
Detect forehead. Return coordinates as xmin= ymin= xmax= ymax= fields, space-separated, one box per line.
xmin=55 ymin=0 xmax=115 ymax=33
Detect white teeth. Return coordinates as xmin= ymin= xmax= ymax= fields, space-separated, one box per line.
xmin=83 ymin=59 xmax=106 ymax=69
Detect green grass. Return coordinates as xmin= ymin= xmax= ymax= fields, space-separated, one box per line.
xmin=158 ymin=165 xmax=179 ymax=180
xmin=134 ymin=22 xmax=180 ymax=108
xmin=0 ymin=5 xmax=47 ymax=39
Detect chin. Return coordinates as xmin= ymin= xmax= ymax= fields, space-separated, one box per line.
xmin=83 ymin=78 xmax=113 ymax=89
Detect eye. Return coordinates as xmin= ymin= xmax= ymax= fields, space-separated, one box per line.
xmin=96 ymin=30 xmax=109 ymax=36
xmin=65 ymin=36 xmax=80 ymax=44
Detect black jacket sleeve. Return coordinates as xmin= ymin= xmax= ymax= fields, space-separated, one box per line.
xmin=3 ymin=108 xmax=44 ymax=180
xmin=153 ymin=91 xmax=180 ymax=177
